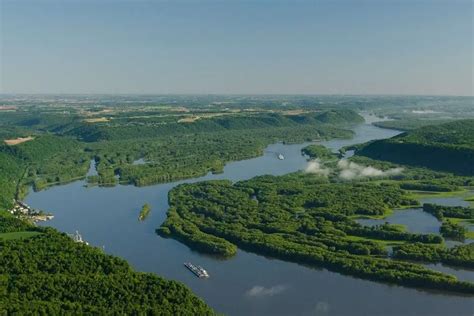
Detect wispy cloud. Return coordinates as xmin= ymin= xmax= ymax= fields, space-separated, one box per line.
xmin=245 ymin=285 xmax=287 ymax=297
xmin=314 ymin=301 xmax=330 ymax=314
xmin=305 ymin=159 xmax=331 ymax=177
xmin=337 ymin=159 xmax=403 ymax=180
xmin=304 ymin=159 xmax=403 ymax=180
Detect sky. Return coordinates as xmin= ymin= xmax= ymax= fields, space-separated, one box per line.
xmin=0 ymin=0 xmax=473 ymax=95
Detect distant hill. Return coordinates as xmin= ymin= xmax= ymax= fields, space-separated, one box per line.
xmin=66 ymin=109 xmax=364 ymax=142
xmin=313 ymin=109 xmax=365 ymax=125
xmin=356 ymin=120 xmax=474 ymax=175
xmin=373 ymin=119 xmax=455 ymax=131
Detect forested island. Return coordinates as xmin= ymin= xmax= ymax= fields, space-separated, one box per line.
xmin=301 ymin=144 xmax=339 ymax=160
xmin=158 ymin=173 xmax=474 ymax=294
xmin=157 ymin=118 xmax=474 ymax=295
xmin=139 ymin=203 xmax=152 ymax=221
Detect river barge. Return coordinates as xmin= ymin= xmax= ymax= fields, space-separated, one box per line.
xmin=184 ymin=262 xmax=209 ymax=278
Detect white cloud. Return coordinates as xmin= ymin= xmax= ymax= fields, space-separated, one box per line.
xmin=305 ymin=158 xmax=403 ymax=180
xmin=245 ymin=285 xmax=287 ymax=297
xmin=337 ymin=159 xmax=403 ymax=180
xmin=305 ymin=159 xmax=331 ymax=177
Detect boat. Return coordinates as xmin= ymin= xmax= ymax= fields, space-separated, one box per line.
xmin=72 ymin=230 xmax=89 ymax=245
xmin=184 ymin=262 xmax=209 ymax=278
xmin=277 ymin=153 xmax=285 ymax=160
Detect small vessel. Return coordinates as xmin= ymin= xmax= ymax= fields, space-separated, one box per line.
xmin=72 ymin=230 xmax=89 ymax=246
xmin=277 ymin=153 xmax=285 ymax=160
xmin=184 ymin=262 xmax=209 ymax=278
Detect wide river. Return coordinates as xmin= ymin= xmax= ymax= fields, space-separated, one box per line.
xmin=26 ymin=116 xmax=474 ymax=316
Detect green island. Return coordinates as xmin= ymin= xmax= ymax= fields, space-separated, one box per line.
xmin=423 ymin=203 xmax=473 ymax=220
xmin=158 ymin=119 xmax=474 ymax=294
xmin=139 ymin=203 xmax=152 ymax=221
xmin=301 ymin=144 xmax=339 ymax=160
xmin=440 ymin=220 xmax=468 ymax=241
xmin=158 ymin=175 xmax=473 ymax=294
xmin=422 ymin=203 xmax=473 ymax=241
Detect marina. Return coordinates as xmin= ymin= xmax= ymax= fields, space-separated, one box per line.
xmin=71 ymin=230 xmax=89 ymax=245
xmin=9 ymin=200 xmax=53 ymax=223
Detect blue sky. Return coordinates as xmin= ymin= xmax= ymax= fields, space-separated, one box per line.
xmin=1 ymin=0 xmax=472 ymax=95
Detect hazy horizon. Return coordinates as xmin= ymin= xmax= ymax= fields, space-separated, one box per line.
xmin=1 ymin=93 xmax=473 ymax=97
xmin=1 ymin=0 xmax=473 ymax=96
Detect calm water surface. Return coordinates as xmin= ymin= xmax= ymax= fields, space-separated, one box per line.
xmin=421 ymin=195 xmax=471 ymax=208
xmin=25 ymin=117 xmax=474 ymax=316
xmin=356 ymin=208 xmax=442 ymax=235
xmin=356 ymin=193 xmax=474 ymax=280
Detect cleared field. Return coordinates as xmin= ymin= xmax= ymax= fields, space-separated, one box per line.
xmin=4 ymin=136 xmax=35 ymax=145
xmin=84 ymin=117 xmax=110 ymax=123
xmin=281 ymin=109 xmax=312 ymax=115
xmin=0 ymin=106 xmax=17 ymax=111
xmin=178 ymin=112 xmax=245 ymax=123
xmin=178 ymin=116 xmax=201 ymax=123
xmin=0 ymin=231 xmax=41 ymax=240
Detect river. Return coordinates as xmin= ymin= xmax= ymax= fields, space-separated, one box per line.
xmin=25 ymin=116 xmax=474 ymax=316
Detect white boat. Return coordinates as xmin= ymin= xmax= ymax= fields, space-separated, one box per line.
xmin=277 ymin=153 xmax=285 ymax=160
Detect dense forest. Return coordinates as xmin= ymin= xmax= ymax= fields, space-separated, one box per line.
xmin=0 ymin=213 xmax=215 ymax=314
xmin=372 ymin=119 xmax=455 ymax=131
xmin=0 ymin=108 xmax=363 ymax=192
xmin=158 ymin=174 xmax=474 ymax=294
xmin=93 ymin=125 xmax=351 ymax=186
xmin=65 ymin=110 xmax=363 ymax=142
xmin=301 ymin=144 xmax=339 ymax=160
xmin=440 ymin=220 xmax=468 ymax=240
xmin=0 ymin=135 xmax=90 ymax=209
xmin=356 ymin=120 xmax=474 ymax=175
xmin=393 ymin=243 xmax=474 ymax=269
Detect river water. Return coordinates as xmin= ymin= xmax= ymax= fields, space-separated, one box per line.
xmin=25 ymin=117 xmax=474 ymax=316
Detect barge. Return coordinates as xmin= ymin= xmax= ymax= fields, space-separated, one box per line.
xmin=184 ymin=262 xmax=209 ymax=278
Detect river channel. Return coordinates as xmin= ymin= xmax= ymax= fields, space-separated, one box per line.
xmin=25 ymin=116 xmax=474 ymax=316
